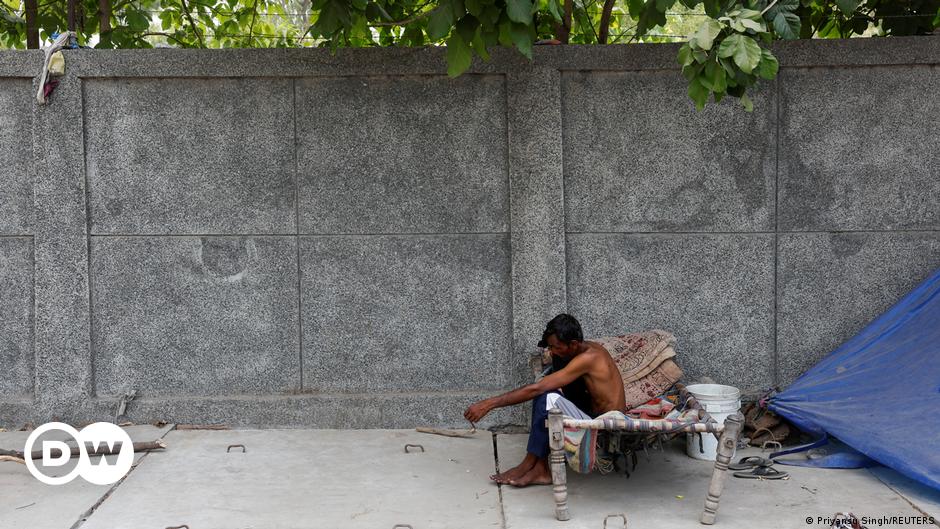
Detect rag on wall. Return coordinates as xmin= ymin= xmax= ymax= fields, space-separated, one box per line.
xmin=37 ymin=32 xmax=73 ymax=105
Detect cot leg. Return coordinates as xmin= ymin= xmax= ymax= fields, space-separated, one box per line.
xmin=701 ymin=413 xmax=743 ymax=524
xmin=548 ymin=407 xmax=570 ymax=521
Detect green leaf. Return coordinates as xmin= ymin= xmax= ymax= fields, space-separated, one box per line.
xmin=705 ymin=59 xmax=726 ymax=93
xmin=351 ymin=0 xmax=367 ymax=10
xmin=428 ymin=4 xmax=455 ymax=40
xmin=509 ymin=22 xmax=532 ymax=58
xmin=764 ymin=0 xmax=797 ymax=17
xmin=465 ymin=0 xmax=483 ymax=16
xmin=693 ymin=49 xmax=707 ymax=63
xmin=480 ymin=5 xmax=501 ymax=24
xmin=772 ymin=10 xmax=800 ymax=39
xmin=687 ymin=77 xmax=708 ymax=111
xmin=446 ymin=33 xmax=473 ymax=77
xmin=717 ymin=33 xmax=761 ymax=74
xmin=756 ymin=48 xmax=778 ymax=80
xmin=740 ymin=92 xmax=753 ymax=112
xmin=702 ymin=0 xmax=721 ymax=17
xmin=834 ymin=0 xmax=860 ymax=14
xmin=678 ymin=0 xmax=698 ymax=7
xmin=506 ymin=0 xmax=533 ymax=24
xmin=692 ymin=19 xmax=721 ymax=50
xmin=738 ymin=8 xmax=762 ymax=21
xmin=738 ymin=17 xmax=764 ymax=32
xmin=677 ymin=43 xmax=694 ymax=66
xmin=471 ymin=29 xmax=490 ymax=60
xmin=480 ymin=25 xmax=498 ymax=46
xmin=497 ymin=18 xmax=513 ymax=46
xmin=655 ymin=0 xmax=676 ymax=10
xmin=126 ymin=11 xmax=150 ymax=32
xmin=456 ymin=14 xmax=479 ymax=42
xmin=546 ymin=0 xmax=562 ymax=23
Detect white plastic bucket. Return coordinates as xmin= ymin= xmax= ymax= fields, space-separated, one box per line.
xmin=685 ymin=384 xmax=741 ymax=461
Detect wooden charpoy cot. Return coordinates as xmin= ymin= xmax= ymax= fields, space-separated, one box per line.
xmin=535 ymin=331 xmax=744 ymax=524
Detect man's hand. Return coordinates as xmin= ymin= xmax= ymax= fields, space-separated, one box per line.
xmin=464 ymin=399 xmax=493 ymax=423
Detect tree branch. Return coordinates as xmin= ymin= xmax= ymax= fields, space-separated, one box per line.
xmin=247 ymin=0 xmax=258 ymax=46
xmin=555 ymin=0 xmax=572 ymax=43
xmin=143 ymin=30 xmax=189 ymax=46
xmin=759 ymin=0 xmax=779 ymax=16
xmin=598 ymin=0 xmax=615 ymax=44
xmin=371 ymin=4 xmax=440 ymax=26
xmin=179 ymin=0 xmax=206 ymax=47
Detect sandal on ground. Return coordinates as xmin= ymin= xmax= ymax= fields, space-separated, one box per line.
xmin=733 ymin=465 xmax=789 ymax=480
xmin=728 ymin=456 xmax=774 ymax=471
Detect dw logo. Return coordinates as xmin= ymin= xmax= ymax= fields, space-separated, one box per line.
xmin=24 ymin=422 xmax=135 ymax=485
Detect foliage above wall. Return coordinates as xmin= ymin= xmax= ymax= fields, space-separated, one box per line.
xmin=2 ymin=0 xmax=938 ymax=109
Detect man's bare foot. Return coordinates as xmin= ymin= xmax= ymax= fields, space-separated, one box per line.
xmin=490 ymin=453 xmax=537 ymax=483
xmin=491 ymin=460 xmax=536 ymax=483
xmin=507 ymin=459 xmax=553 ymax=487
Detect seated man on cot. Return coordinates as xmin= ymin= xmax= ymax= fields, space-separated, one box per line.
xmin=464 ymin=313 xmax=626 ymax=487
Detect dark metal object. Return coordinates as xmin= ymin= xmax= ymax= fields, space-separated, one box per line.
xmin=403 ymin=444 xmax=424 ymax=453
xmin=226 ymin=444 xmax=246 ymax=453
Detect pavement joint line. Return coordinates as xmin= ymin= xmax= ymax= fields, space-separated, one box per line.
xmin=68 ymin=425 xmax=176 ymax=529
xmin=867 ymin=469 xmax=940 ymax=527
xmin=492 ymin=432 xmax=507 ymax=529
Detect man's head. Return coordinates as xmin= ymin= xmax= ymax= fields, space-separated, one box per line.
xmin=538 ymin=313 xmax=583 ymax=359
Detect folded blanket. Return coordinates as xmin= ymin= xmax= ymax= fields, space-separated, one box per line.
xmin=628 ymin=396 xmax=676 ymax=419
xmin=592 ymin=331 xmax=684 ymax=408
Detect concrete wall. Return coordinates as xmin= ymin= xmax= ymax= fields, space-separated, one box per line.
xmin=0 ymin=38 xmax=938 ymax=428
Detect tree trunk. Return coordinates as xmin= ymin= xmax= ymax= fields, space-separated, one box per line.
xmin=99 ymin=0 xmax=111 ymax=33
xmin=67 ymin=0 xmax=77 ymax=33
xmin=554 ymin=0 xmax=573 ymax=44
xmin=25 ymin=0 xmax=39 ymax=48
xmin=598 ymin=0 xmax=616 ymax=44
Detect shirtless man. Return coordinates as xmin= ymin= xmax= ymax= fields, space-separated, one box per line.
xmin=464 ymin=314 xmax=626 ymax=487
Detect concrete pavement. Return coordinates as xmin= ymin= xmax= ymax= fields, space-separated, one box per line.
xmin=2 ymin=426 xmax=937 ymax=529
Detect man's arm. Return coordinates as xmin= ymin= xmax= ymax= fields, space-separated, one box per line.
xmin=464 ymin=354 xmax=591 ymax=422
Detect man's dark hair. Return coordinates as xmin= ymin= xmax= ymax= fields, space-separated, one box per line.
xmin=537 ymin=313 xmax=583 ymax=347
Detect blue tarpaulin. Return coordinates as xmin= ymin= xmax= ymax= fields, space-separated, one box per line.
xmin=769 ymin=267 xmax=940 ymax=491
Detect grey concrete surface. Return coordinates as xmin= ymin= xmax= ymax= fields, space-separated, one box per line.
xmin=0 ymin=78 xmax=32 ymax=235
xmin=300 ymin=234 xmax=512 ymax=392
xmin=0 ymin=424 xmax=173 ymax=529
xmin=90 ymin=236 xmax=300 ymax=397
xmin=83 ymin=78 xmax=296 ymax=235
xmin=497 ymin=434 xmax=937 ymax=529
xmin=869 ymin=466 xmax=940 ymax=523
xmin=506 ymin=67 xmax=567 ymax=406
xmin=776 ymin=232 xmax=940 ymax=384
xmin=30 ymin=61 xmax=93 ymax=416
xmin=0 ymin=237 xmax=34 ymax=398
xmin=567 ymin=234 xmax=776 ymax=391
xmin=296 ymin=75 xmax=509 ymax=234
xmin=0 ymin=39 xmax=938 ymax=426
xmin=91 ymin=391 xmax=520 ymax=429
xmin=77 ymin=429 xmax=502 ymax=529
xmin=778 ymin=66 xmax=940 ymax=232
xmin=3 ymin=427 xmax=936 ymax=529
xmin=562 ymin=71 xmax=775 ymax=233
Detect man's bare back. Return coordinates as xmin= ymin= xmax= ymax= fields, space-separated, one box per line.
xmin=568 ymin=340 xmax=627 ymax=415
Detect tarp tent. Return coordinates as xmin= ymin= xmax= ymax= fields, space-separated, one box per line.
xmin=769 ymin=267 xmax=940 ymax=491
